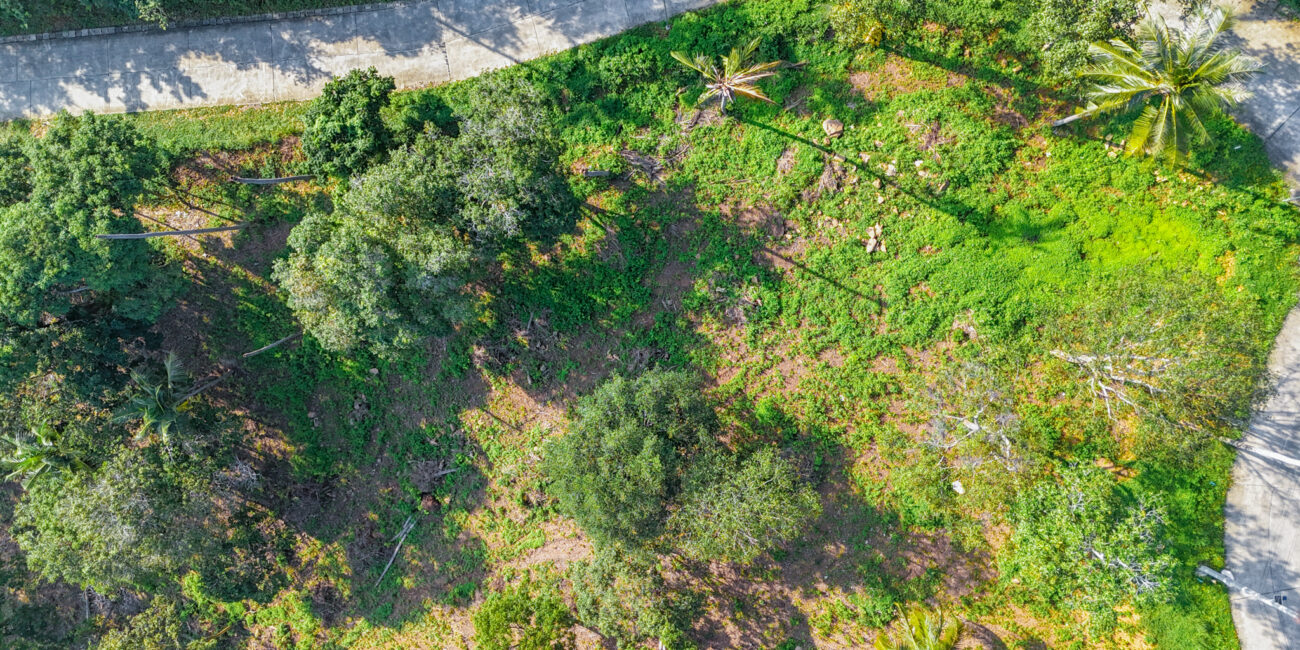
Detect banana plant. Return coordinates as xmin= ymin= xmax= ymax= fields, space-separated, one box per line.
xmin=671 ymin=38 xmax=783 ymax=114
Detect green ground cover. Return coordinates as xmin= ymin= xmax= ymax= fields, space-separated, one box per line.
xmin=2 ymin=0 xmax=1298 ymax=648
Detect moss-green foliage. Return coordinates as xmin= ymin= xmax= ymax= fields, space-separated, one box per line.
xmin=472 ymin=578 xmax=574 ymax=650
xmin=0 ymin=131 xmax=30 ymax=206
xmin=301 ymin=68 xmax=395 ymax=179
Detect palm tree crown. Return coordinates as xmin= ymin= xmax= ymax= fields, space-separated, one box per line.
xmin=116 ymin=352 xmax=190 ymax=445
xmin=1 ymin=423 xmax=88 ymax=489
xmin=1075 ymin=3 xmax=1260 ymax=161
xmin=671 ymin=38 xmax=782 ymax=114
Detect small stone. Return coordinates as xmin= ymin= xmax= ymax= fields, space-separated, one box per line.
xmin=914 ymin=159 xmax=923 ymax=168
xmin=885 ymin=163 xmax=897 ymax=177
xmin=876 ymin=194 xmax=885 ymax=204
xmin=952 ymin=480 xmax=965 ymax=494
xmin=872 ymin=178 xmax=881 ymax=189
xmin=822 ymin=118 xmax=844 ymax=138
xmin=369 ymin=367 xmax=379 ymax=375
xmin=874 ymin=139 xmax=885 ymax=148
xmin=859 ymin=152 xmax=871 ymax=163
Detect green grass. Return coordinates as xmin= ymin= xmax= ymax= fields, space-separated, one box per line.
xmin=127 ymin=102 xmax=307 ymax=154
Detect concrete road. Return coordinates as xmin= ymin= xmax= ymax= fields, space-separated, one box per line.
xmin=1148 ymin=2 xmax=1300 ymax=649
xmin=0 ymin=0 xmax=721 ymax=120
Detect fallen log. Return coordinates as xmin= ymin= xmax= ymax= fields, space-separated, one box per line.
xmin=96 ymin=224 xmax=247 ymax=240
xmin=231 ymin=175 xmax=315 ymax=185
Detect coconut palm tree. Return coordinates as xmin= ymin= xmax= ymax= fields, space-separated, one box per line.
xmin=1066 ymin=3 xmax=1260 ymax=162
xmin=671 ymin=38 xmax=783 ymax=114
xmin=874 ymin=606 xmax=963 ymax=650
xmin=1 ymin=423 xmax=89 ymax=489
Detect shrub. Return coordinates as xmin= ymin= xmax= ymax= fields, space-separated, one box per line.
xmin=569 ymin=548 xmax=699 ymax=649
xmin=472 ymin=579 xmax=574 ymax=650
xmin=544 ymin=370 xmax=717 ymax=548
xmin=0 ymin=131 xmax=30 ymax=207
xmin=302 ymin=68 xmax=395 ymax=179
xmin=670 ymin=448 xmax=821 ymax=564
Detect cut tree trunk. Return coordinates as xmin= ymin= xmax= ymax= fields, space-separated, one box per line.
xmin=96 ymin=224 xmax=247 ymax=240
xmin=231 ymin=175 xmax=315 ymax=185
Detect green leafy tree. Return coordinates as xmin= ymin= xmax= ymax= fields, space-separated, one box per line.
xmin=0 ymin=131 xmax=30 ymax=207
xmin=0 ymin=112 xmax=173 ymax=326
xmin=279 ymin=79 xmax=571 ymax=355
xmin=828 ymin=0 xmax=929 ymax=48
xmin=544 ymin=370 xmax=717 ymax=548
xmin=13 ymin=444 xmax=222 ymax=593
xmin=671 ymin=38 xmax=782 ymax=113
xmin=301 ymin=67 xmax=396 ymax=179
xmin=28 ymin=111 xmax=161 ymax=213
xmin=569 ymin=548 xmax=699 ymax=650
xmin=1020 ymin=0 xmax=1142 ymax=81
xmin=1003 ymin=465 xmax=1175 ymax=632
xmin=670 ymin=448 xmax=820 ymax=564
xmin=1072 ymin=3 xmax=1260 ymax=161
xmin=874 ymin=606 xmax=962 ymax=650
xmin=0 ymin=422 xmax=89 ymax=489
xmin=422 ymin=77 xmax=574 ymax=242
xmin=273 ymin=198 xmax=473 ymax=355
xmin=472 ymin=578 xmax=574 ymax=650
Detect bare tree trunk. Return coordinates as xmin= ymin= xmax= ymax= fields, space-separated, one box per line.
xmin=1051 ymin=112 xmax=1090 ymax=127
xmin=1218 ymin=436 xmax=1300 ymax=469
xmin=231 ymin=175 xmax=315 ymax=185
xmin=374 ymin=516 xmax=417 ymax=588
xmin=96 ymin=224 xmax=247 ymax=240
xmin=1197 ymin=565 xmax=1300 ymax=622
xmin=243 ymin=332 xmax=302 ymax=358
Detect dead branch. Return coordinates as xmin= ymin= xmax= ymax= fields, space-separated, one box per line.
xmin=242 ymin=332 xmax=302 ymax=358
xmin=374 ymin=515 xmax=417 ymax=588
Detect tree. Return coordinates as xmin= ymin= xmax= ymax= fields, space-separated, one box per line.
xmin=671 ymin=38 xmax=782 ymax=114
xmin=1070 ymin=3 xmax=1260 ymax=161
xmin=301 ymin=67 xmax=395 ymax=179
xmin=273 ymin=201 xmax=473 ymax=356
xmin=0 ymin=131 xmax=30 ymax=207
xmin=669 ymin=448 xmax=820 ymax=564
xmin=28 ymin=111 xmax=161 ymax=213
xmin=115 ymin=352 xmax=218 ymax=448
xmin=13 ymin=444 xmax=222 ymax=593
xmin=1003 ymin=465 xmax=1175 ymax=632
xmin=569 ymin=548 xmax=699 ymax=650
xmin=1049 ymin=272 xmax=1266 ymax=457
xmin=544 ymin=370 xmax=717 ymax=548
xmin=472 ymin=578 xmax=574 ymax=650
xmin=828 ymin=0 xmax=929 ymax=48
xmin=874 ymin=606 xmax=962 ymax=650
xmin=0 ymin=112 xmax=173 ymax=327
xmin=421 ymin=76 xmax=574 ymax=242
xmin=279 ymin=79 xmax=572 ymax=355
xmin=1020 ymin=0 xmax=1142 ymax=81
xmin=0 ymin=422 xmax=89 ymax=489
